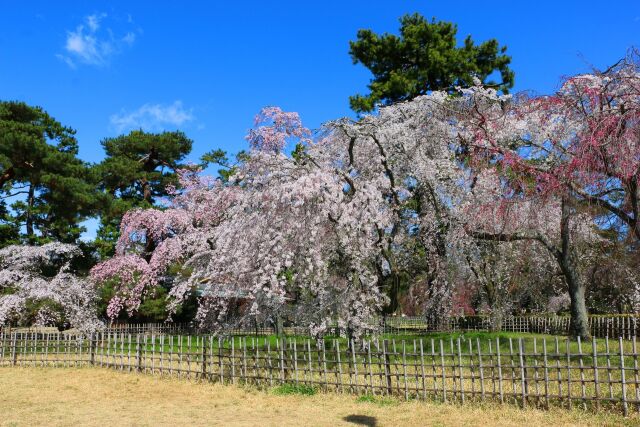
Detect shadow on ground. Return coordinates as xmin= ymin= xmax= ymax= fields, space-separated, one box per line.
xmin=343 ymin=414 xmax=377 ymax=427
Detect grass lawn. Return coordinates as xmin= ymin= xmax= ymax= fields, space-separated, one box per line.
xmin=70 ymin=330 xmax=636 ymax=356
xmin=1 ymin=367 xmax=636 ymax=426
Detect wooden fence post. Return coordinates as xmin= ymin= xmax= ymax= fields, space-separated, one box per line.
xmin=577 ymin=337 xmax=587 ymax=410
xmin=135 ymin=334 xmax=142 ymax=372
xmin=518 ymin=338 xmax=526 ymax=408
xmin=457 ymin=338 xmax=464 ymax=404
xmin=566 ymin=339 xmax=572 ymax=410
xmin=279 ymin=337 xmax=284 ymax=384
xmin=632 ymin=336 xmax=640 ymax=413
xmin=439 ymin=339 xmax=447 ymax=403
xmin=477 ymin=338 xmax=485 ymax=401
xmin=287 ymin=339 xmax=295 ymax=385
xmin=242 ymin=337 xmax=248 ymax=382
xmin=218 ymin=337 xmax=224 ymax=384
xmin=231 ymin=337 xmax=236 ymax=384
xmin=620 ymin=336 xmax=629 ymax=417
xmin=403 ymin=341 xmax=410 ymax=400
xmin=419 ymin=339 xmax=426 ymax=400
xmin=605 ymin=337 xmax=614 ymax=400
xmin=201 ymin=335 xmax=208 ymax=380
xmin=542 ymin=339 xmax=550 ymax=409
xmin=496 ymin=338 xmax=504 ymax=404
xmin=11 ymin=333 xmax=17 ymax=366
xmin=382 ymin=340 xmax=393 ymax=395
xmin=592 ymin=338 xmax=600 ymax=411
xmin=321 ymin=340 xmax=328 ymax=392
xmin=349 ymin=340 xmax=358 ymax=394
xmin=336 ymin=340 xmax=343 ymax=393
xmin=89 ymin=333 xmax=96 ymax=366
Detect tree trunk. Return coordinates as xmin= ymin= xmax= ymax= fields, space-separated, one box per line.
xmin=143 ymin=237 xmax=155 ymax=262
xmin=469 ymin=198 xmax=591 ymax=339
xmin=378 ymin=248 xmax=400 ymax=315
xmin=566 ymin=274 xmax=590 ymax=339
xmin=140 ymin=178 xmax=152 ymax=203
xmin=490 ymin=313 xmax=504 ymax=333
xmin=484 ymin=282 xmax=501 ymax=332
xmin=25 ymin=184 xmax=35 ymax=238
xmin=274 ymin=314 xmax=283 ymax=336
xmin=382 ymin=272 xmax=401 ymax=315
xmin=559 ymin=197 xmax=591 ymax=340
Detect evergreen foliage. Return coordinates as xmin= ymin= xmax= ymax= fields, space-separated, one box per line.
xmin=349 ymin=13 xmax=514 ymax=113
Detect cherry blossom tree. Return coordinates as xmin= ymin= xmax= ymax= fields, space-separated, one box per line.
xmin=92 ymin=57 xmax=640 ymax=340
xmin=585 ymin=248 xmax=640 ymax=313
xmin=91 ymin=107 xmax=396 ymax=339
xmin=462 ymin=236 xmax=565 ymax=325
xmin=91 ymin=96 xmax=472 ymax=338
xmin=447 ymin=52 xmax=640 ymax=338
xmin=0 ymin=243 xmax=103 ymax=333
xmin=326 ymin=92 xmax=468 ymax=326
xmin=458 ymin=126 xmax=602 ymax=338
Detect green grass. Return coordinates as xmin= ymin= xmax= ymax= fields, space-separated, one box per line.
xmin=215 ymin=331 xmax=637 ymax=367
xmin=13 ymin=330 xmax=635 ymax=359
xmin=271 ymin=383 xmax=317 ymax=396
xmin=355 ymin=394 xmax=397 ymax=406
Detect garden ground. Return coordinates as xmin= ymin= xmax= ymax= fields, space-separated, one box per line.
xmin=1 ymin=367 xmax=636 ymax=426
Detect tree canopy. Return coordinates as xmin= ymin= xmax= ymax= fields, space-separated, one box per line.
xmin=0 ymin=242 xmax=102 ymax=332
xmin=95 ymin=130 xmax=193 ymax=257
xmin=2 ymin=40 xmax=639 ymax=341
xmin=0 ymin=101 xmax=100 ymax=246
xmin=89 ymin=54 xmax=640 ymax=339
xmin=349 ymin=13 xmax=515 ymax=113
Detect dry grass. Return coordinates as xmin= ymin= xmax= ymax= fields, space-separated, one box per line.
xmin=0 ymin=367 xmax=637 ymax=427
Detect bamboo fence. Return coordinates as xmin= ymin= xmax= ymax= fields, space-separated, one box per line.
xmin=2 ymin=331 xmax=640 ymax=416
xmin=381 ymin=315 xmax=640 ymax=339
xmin=78 ymin=315 xmax=640 ymax=338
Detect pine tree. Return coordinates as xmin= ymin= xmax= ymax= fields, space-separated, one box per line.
xmin=0 ymin=101 xmax=100 ymax=246
xmin=95 ymin=130 xmax=193 ymax=257
xmin=349 ymin=13 xmax=514 ymax=113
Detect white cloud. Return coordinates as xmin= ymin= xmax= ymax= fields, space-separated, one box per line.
xmin=55 ymin=54 xmax=76 ymax=69
xmin=86 ymin=13 xmax=105 ymax=32
xmin=122 ymin=32 xmax=136 ymax=45
xmin=58 ymin=13 xmax=137 ymax=67
xmin=110 ymin=101 xmax=195 ymax=133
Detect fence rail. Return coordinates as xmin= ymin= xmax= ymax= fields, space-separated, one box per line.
xmin=103 ymin=315 xmax=640 ymax=339
xmin=2 ymin=331 xmax=640 ymax=416
xmin=3 ymin=315 xmax=640 ymax=339
xmin=381 ymin=315 xmax=640 ymax=339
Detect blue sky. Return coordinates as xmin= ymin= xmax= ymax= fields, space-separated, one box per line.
xmin=1 ymin=1 xmax=639 ymax=237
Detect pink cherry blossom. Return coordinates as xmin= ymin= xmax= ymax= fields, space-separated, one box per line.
xmin=0 ymin=243 xmax=103 ymax=333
